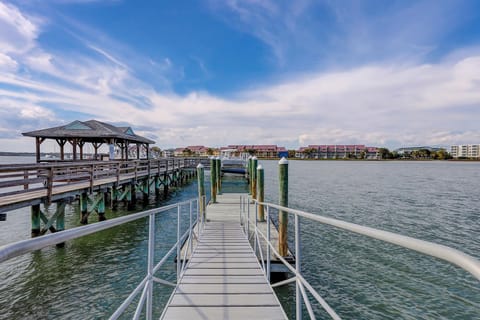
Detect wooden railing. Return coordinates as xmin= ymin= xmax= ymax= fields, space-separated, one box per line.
xmin=0 ymin=158 xmax=204 ymax=206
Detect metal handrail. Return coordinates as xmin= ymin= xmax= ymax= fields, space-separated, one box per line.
xmin=0 ymin=196 xmax=206 ymax=320
xmin=240 ymin=195 xmax=480 ymax=320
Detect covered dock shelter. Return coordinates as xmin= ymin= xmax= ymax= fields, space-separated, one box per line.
xmin=22 ymin=120 xmax=156 ymax=163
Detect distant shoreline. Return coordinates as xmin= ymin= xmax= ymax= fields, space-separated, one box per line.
xmin=1 ymin=152 xmax=479 ymax=162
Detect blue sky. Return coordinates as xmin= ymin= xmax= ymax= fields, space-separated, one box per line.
xmin=1 ymin=0 xmax=480 ymax=152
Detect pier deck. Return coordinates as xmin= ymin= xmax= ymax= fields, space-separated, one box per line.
xmin=161 ymin=193 xmax=287 ymax=320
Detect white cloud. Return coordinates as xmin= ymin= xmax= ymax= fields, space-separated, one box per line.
xmin=0 ymin=1 xmax=39 ymax=54
xmin=0 ymin=53 xmax=17 ymax=71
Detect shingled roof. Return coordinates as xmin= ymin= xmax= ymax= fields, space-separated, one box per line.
xmin=22 ymin=120 xmax=155 ymax=144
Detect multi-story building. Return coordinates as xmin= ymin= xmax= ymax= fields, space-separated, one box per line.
xmin=297 ymin=145 xmax=379 ymax=159
xmin=451 ymin=145 xmax=480 ymax=158
xmin=174 ymin=146 xmax=217 ymax=157
xmin=225 ymin=145 xmax=287 ymax=158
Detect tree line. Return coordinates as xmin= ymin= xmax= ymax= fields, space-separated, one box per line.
xmin=377 ymin=148 xmax=452 ymax=160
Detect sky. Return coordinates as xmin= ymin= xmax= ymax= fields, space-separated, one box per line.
xmin=1 ymin=0 xmax=480 ymax=152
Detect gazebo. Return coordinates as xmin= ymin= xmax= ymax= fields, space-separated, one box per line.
xmin=22 ymin=120 xmax=156 ymax=162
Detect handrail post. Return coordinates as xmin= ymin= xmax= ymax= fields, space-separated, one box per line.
xmin=146 ymin=212 xmax=155 ymax=320
xmin=247 ymin=197 xmax=250 ymax=239
xmin=254 ymin=201 xmax=258 ymax=253
xmin=295 ymin=213 xmax=302 ymax=320
xmin=266 ymin=206 xmax=271 ymax=282
xmin=177 ymin=204 xmax=181 ymax=279
xmin=189 ymin=200 xmax=193 ymax=255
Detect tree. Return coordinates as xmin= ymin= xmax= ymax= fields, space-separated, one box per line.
xmin=288 ymin=150 xmax=296 ymax=158
xmin=303 ymin=148 xmax=316 ymax=159
xmin=182 ymin=148 xmax=193 ymax=156
xmin=377 ymin=148 xmax=391 ymax=159
xmin=207 ymin=148 xmax=214 ymax=156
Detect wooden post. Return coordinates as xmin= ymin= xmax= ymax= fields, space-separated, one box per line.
xmin=35 ymin=137 xmax=44 ymax=163
xmin=216 ymin=157 xmax=221 ymax=195
xmin=197 ymin=163 xmax=205 ymax=219
xmin=279 ymin=157 xmax=288 ymax=256
xmin=257 ymin=164 xmax=265 ymax=222
xmin=31 ymin=204 xmax=41 ymax=237
xmin=163 ymin=172 xmax=169 ymax=197
xmin=251 ymin=156 xmax=258 ymax=199
xmin=56 ymin=139 xmax=66 ymax=160
xmin=98 ymin=192 xmax=106 ymax=221
xmin=210 ymin=157 xmax=217 ymax=203
xmin=56 ymin=201 xmax=66 ymax=247
xmin=79 ymin=140 xmax=85 ymax=160
xmin=80 ymin=192 xmax=88 ymax=224
xmin=72 ymin=139 xmax=77 ymax=161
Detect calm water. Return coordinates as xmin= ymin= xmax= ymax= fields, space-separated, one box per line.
xmin=0 ymin=157 xmax=479 ymax=319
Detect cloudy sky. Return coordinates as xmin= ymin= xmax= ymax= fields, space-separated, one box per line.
xmin=1 ymin=0 xmax=480 ymax=152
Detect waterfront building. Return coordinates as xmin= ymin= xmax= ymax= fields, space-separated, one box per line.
xmin=225 ymin=145 xmax=287 ymax=158
xmin=297 ymin=145 xmax=379 ymax=159
xmin=174 ymin=146 xmax=217 ymax=157
xmin=451 ymin=144 xmax=480 ymax=158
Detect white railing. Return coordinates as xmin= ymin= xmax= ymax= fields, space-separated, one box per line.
xmin=240 ymin=195 xmax=480 ymax=320
xmin=0 ymin=196 xmax=206 ymax=320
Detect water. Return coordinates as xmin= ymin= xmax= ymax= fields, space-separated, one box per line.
xmin=0 ymin=157 xmax=479 ymax=319
xmin=260 ymin=160 xmax=480 ymax=319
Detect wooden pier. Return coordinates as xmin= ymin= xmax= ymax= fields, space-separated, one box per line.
xmin=162 ymin=193 xmax=287 ymax=320
xmin=0 ymin=158 xmax=209 ymax=234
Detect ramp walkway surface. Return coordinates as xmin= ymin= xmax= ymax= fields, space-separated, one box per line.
xmin=161 ymin=193 xmax=287 ymax=320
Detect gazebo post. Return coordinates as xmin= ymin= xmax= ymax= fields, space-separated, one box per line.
xmin=146 ymin=144 xmax=150 ymax=159
xmin=137 ymin=144 xmax=140 ymax=159
xmin=35 ymin=137 xmax=44 ymax=163
xmin=79 ymin=140 xmax=85 ymax=160
xmin=125 ymin=141 xmax=129 ymax=161
xmin=72 ymin=139 xmax=77 ymax=161
xmin=56 ymin=139 xmax=66 ymax=160
xmin=93 ymin=142 xmax=102 ymax=160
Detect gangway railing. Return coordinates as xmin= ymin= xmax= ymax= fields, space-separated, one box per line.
xmin=0 ymin=196 xmax=206 ymax=320
xmin=240 ymin=195 xmax=480 ymax=320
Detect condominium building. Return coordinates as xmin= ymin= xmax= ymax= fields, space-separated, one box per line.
xmin=224 ymin=145 xmax=288 ymax=158
xmin=297 ymin=145 xmax=379 ymax=159
xmin=451 ymin=145 xmax=480 ymax=158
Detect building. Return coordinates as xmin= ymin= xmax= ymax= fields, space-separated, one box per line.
xmin=225 ymin=145 xmax=287 ymax=158
xmin=451 ymin=145 xmax=480 ymax=158
xmin=174 ymin=146 xmax=217 ymax=157
xmin=297 ymin=145 xmax=379 ymax=159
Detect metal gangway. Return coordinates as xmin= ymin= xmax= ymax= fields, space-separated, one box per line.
xmin=0 ymin=193 xmax=479 ymax=319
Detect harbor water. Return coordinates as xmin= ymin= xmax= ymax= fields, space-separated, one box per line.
xmin=0 ymin=157 xmax=479 ymax=319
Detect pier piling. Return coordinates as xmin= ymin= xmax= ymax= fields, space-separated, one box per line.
xmin=210 ymin=157 xmax=217 ymax=203
xmin=257 ymin=164 xmax=265 ymax=222
xmin=197 ymin=164 xmax=205 ymax=219
xmin=278 ymin=157 xmax=288 ymax=256
xmin=216 ymin=157 xmax=221 ymax=194
xmin=252 ymin=156 xmax=258 ymax=199
xmin=31 ymin=204 xmax=41 ymax=237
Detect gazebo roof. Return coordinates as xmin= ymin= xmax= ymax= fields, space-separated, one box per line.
xmin=22 ymin=120 xmax=155 ymax=144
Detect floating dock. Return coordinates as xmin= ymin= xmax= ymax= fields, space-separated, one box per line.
xmin=162 ymin=193 xmax=287 ymax=319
